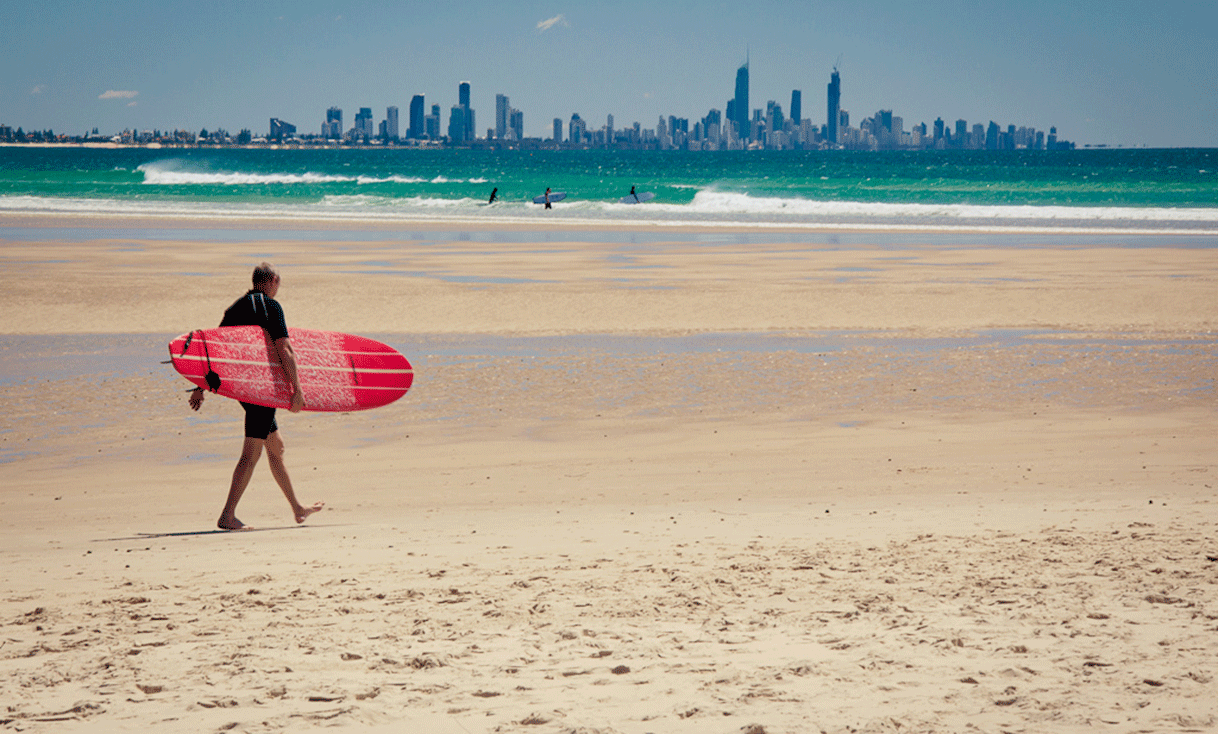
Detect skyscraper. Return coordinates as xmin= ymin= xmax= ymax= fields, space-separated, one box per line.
xmin=569 ymin=113 xmax=586 ymax=145
xmin=510 ymin=109 xmax=524 ymax=141
xmin=458 ymin=81 xmax=474 ymax=140
xmin=324 ymin=107 xmax=342 ymax=139
xmin=354 ymin=108 xmax=374 ymax=141
xmin=496 ymin=94 xmax=510 ymax=139
xmin=426 ymin=105 xmax=441 ymax=140
xmin=827 ymin=69 xmax=840 ymax=145
xmin=448 ymin=105 xmax=467 ymax=143
xmin=734 ymin=60 xmax=749 ymax=141
xmin=790 ymin=90 xmax=801 ymax=125
xmin=409 ymin=95 xmax=425 ymax=139
xmin=385 ymin=106 xmax=399 ymax=142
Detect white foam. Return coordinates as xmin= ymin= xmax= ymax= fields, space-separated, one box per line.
xmin=354 ymin=175 xmax=428 ymax=185
xmin=4 ymin=193 xmax=1217 ymax=237
xmin=137 ymin=163 xmax=490 ymax=187
xmin=138 ymin=162 xmax=353 ymax=186
xmin=678 ymin=190 xmax=1218 ymax=223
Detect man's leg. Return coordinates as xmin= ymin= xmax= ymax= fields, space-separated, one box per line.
xmin=264 ymin=431 xmax=324 ymax=524
xmin=219 ymin=437 xmax=265 ymax=530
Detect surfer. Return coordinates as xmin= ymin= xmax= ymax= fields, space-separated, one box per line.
xmin=488 ymin=187 xmax=497 ymax=204
xmin=188 ymin=262 xmax=324 ymax=530
xmin=544 ymin=187 xmax=552 ymax=210
xmin=630 ymin=185 xmax=639 ymax=203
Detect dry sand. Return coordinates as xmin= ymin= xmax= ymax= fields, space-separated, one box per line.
xmin=1 ymin=219 xmax=1216 ymax=733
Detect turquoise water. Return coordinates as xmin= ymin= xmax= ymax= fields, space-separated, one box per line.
xmin=1 ymin=147 xmax=1216 ymax=231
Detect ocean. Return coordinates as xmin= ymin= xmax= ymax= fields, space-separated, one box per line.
xmin=1 ymin=146 xmax=1216 ymax=235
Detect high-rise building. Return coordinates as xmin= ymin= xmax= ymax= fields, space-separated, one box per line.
xmin=790 ymin=90 xmax=801 ymax=125
xmin=458 ymin=81 xmax=474 ymax=140
xmin=734 ymin=60 xmax=749 ymax=141
xmin=385 ymin=106 xmax=399 ymax=142
xmin=510 ymin=109 xmax=524 ymax=141
xmin=353 ymin=108 xmax=374 ymax=141
xmin=827 ymin=69 xmax=840 ymax=145
xmin=426 ymin=105 xmax=441 ymax=140
xmin=409 ymin=95 xmax=425 ymax=139
xmin=496 ymin=94 xmax=510 ymax=139
xmin=767 ymin=101 xmax=784 ymax=134
xmin=448 ymin=105 xmax=467 ymax=143
xmin=324 ymin=107 xmax=342 ymax=139
xmin=569 ymin=113 xmax=586 ymax=145
xmin=269 ymin=118 xmax=295 ymax=141
xmin=553 ymin=118 xmax=563 ymax=143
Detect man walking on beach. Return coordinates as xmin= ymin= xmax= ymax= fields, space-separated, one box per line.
xmin=188 ymin=262 xmax=324 ymax=530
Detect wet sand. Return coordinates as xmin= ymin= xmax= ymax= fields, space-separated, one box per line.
xmin=1 ymin=219 xmax=1216 ymax=733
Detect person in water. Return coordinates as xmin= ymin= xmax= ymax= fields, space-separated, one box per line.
xmin=188 ymin=262 xmax=324 ymax=530
xmin=629 ymin=185 xmax=639 ymax=203
xmin=544 ymin=187 xmax=552 ymax=210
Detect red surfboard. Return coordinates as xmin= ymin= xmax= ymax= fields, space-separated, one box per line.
xmin=169 ymin=326 xmax=413 ymax=412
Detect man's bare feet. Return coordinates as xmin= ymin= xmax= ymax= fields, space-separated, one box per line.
xmin=295 ymin=501 xmax=325 ymax=524
xmin=218 ymin=516 xmax=251 ymax=531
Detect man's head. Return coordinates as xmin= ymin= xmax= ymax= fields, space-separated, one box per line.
xmin=252 ymin=262 xmax=280 ymax=296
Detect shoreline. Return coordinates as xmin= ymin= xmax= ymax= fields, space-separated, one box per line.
xmin=4 ymin=209 xmax=1218 ymax=238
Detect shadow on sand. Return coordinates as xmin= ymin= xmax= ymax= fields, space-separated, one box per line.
xmin=95 ymin=525 xmax=328 ymax=541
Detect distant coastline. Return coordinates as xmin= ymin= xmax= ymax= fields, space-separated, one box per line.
xmin=4 ymin=140 xmax=1174 ymax=151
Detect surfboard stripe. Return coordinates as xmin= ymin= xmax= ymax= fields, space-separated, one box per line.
xmin=184 ymin=375 xmax=409 ymax=392
xmin=173 ymin=354 xmax=412 ymax=375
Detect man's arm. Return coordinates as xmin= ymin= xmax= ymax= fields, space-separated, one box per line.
xmin=272 ymin=336 xmax=306 ymax=412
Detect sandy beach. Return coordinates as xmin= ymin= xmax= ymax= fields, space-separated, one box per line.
xmin=1 ymin=217 xmax=1216 ymax=733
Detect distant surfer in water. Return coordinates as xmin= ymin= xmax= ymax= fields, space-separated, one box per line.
xmin=544 ymin=187 xmax=552 ymax=210
xmin=629 ymin=185 xmax=640 ymax=203
xmin=488 ymin=187 xmax=497 ymax=204
xmin=188 ymin=262 xmax=324 ymax=530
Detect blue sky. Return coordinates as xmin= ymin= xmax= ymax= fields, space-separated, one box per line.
xmin=4 ymin=0 xmax=1215 ymax=147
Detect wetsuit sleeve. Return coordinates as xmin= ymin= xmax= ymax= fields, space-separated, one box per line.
xmin=264 ymin=299 xmax=289 ymax=341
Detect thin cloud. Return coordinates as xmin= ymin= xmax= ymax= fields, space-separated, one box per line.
xmin=31 ymin=85 xmax=46 ymax=95
xmin=99 ymin=90 xmax=139 ymax=100
xmin=536 ymin=14 xmax=568 ymax=32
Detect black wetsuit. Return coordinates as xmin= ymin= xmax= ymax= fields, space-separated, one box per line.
xmin=220 ymin=290 xmax=290 ymax=439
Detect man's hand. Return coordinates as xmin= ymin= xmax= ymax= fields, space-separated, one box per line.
xmin=272 ymin=336 xmax=305 ymax=413
xmin=189 ymin=387 xmax=205 ymax=411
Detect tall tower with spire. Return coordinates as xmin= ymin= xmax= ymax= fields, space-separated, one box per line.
xmin=827 ymin=66 xmax=841 ymax=145
xmin=734 ymin=52 xmax=750 ymax=141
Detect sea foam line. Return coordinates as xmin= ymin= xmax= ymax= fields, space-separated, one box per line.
xmin=678 ymin=191 xmax=1218 ymax=223
xmin=137 ymin=163 xmax=485 ymax=186
xmin=4 ymin=194 xmax=1217 ymax=237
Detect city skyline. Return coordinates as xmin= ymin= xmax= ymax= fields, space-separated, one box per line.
xmin=4 ymin=62 xmax=1071 ymax=153
xmin=267 ymin=66 xmax=1067 ymax=152
xmin=3 ymin=1 xmax=1216 ymax=148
